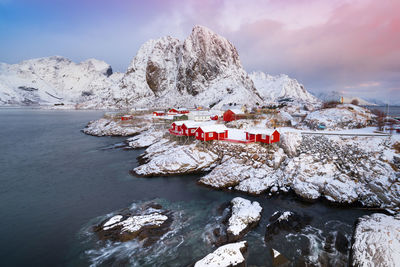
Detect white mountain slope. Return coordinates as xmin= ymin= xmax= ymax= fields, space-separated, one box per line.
xmin=0 ymin=56 xmax=122 ymax=106
xmin=106 ymin=25 xmax=263 ymax=109
xmin=249 ymin=72 xmax=319 ymax=104
xmin=0 ymin=26 xmax=317 ymax=109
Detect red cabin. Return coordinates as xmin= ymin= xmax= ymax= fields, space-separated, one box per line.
xmin=223 ymin=109 xmax=245 ymax=122
xmin=245 ymin=129 xmax=280 ymax=144
xmin=177 ymin=108 xmax=190 ymax=114
xmin=153 ymin=111 xmax=165 ymax=116
xmin=121 ymin=115 xmax=133 ymax=121
xmin=195 ymin=125 xmax=228 ymax=141
xmin=168 ymin=108 xmax=179 ymax=115
xmin=210 ymin=115 xmax=219 ymax=120
xmin=181 ymin=123 xmax=197 ymax=136
xmin=169 ymin=121 xmax=185 ymax=136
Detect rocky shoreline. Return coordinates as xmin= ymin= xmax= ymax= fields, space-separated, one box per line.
xmin=83 ymin=116 xmax=400 ymax=266
xmin=129 ymin=126 xmax=399 ymax=210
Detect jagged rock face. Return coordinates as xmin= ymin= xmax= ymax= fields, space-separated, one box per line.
xmin=119 ymin=36 xmax=181 ymax=102
xmin=118 ymin=25 xmax=262 ymax=109
xmin=250 ymin=71 xmax=319 ymax=104
xmin=177 ymin=26 xmax=240 ymax=95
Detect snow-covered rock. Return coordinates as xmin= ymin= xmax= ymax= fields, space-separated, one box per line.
xmin=82 ymin=117 xmax=151 ymax=136
xmin=351 ymin=213 xmax=400 ymax=267
xmin=133 ymin=141 xmax=219 ymax=176
xmin=250 ymin=72 xmax=319 ymax=105
xmin=194 ymin=241 xmax=248 ymax=267
xmin=304 ymin=104 xmax=373 ymax=130
xmin=227 ymin=197 xmax=262 ymax=237
xmin=127 ymin=127 xmax=164 ymax=148
xmin=94 ymin=203 xmax=171 ymax=246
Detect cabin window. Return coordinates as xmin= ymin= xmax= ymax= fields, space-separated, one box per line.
xmin=261 ymin=134 xmax=266 ymax=139
xmin=271 ymin=135 xmax=274 ymax=141
xmin=201 ymin=133 xmax=204 ymax=138
xmin=196 ymin=132 xmax=198 ymax=137
xmin=191 ymin=129 xmax=195 ymax=133
xmin=209 ymin=133 xmax=214 ymax=137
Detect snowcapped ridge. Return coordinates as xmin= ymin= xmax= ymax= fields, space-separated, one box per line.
xmin=250 ymin=71 xmax=319 ymax=104
xmin=0 ymin=25 xmax=317 ymax=109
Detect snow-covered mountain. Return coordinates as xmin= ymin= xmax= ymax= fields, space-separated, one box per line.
xmin=0 ymin=56 xmax=122 ymax=106
xmin=109 ymin=25 xmax=262 ymax=109
xmin=1 ymin=25 xmax=319 ymax=109
xmin=249 ymin=72 xmax=319 ymax=104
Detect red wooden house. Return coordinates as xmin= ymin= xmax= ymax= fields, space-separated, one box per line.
xmin=168 ymin=108 xmax=179 ymax=115
xmin=245 ymin=129 xmax=280 ymax=144
xmin=223 ymin=109 xmax=245 ymax=122
xmin=169 ymin=121 xmax=185 ymax=136
xmin=121 ymin=115 xmax=133 ymax=121
xmin=153 ymin=111 xmax=165 ymax=116
xmin=181 ymin=121 xmax=217 ymax=136
xmin=177 ymin=108 xmax=190 ymax=114
xmin=195 ymin=125 xmax=228 ymax=141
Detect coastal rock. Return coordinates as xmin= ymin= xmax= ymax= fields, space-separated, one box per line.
xmin=265 ymin=211 xmax=311 ymax=241
xmin=351 ymin=213 xmax=400 ymax=267
xmin=194 ymin=241 xmax=248 ymax=267
xmin=83 ymin=117 xmax=151 ymax=136
xmin=93 ymin=204 xmax=172 ymax=247
xmin=209 ymin=197 xmax=262 ymax=246
xmin=199 ymin=157 xmax=278 ymax=192
xmin=127 ymin=128 xmax=164 ymax=148
xmin=133 ymin=141 xmax=219 ymax=176
xmin=227 ymin=197 xmax=262 ymax=239
xmin=270 ymin=248 xmax=290 ymax=266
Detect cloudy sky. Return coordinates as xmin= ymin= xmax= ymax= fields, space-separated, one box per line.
xmin=1 ymin=0 xmax=399 ymax=103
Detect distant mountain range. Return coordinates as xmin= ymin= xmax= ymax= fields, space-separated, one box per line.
xmin=0 ymin=25 xmax=321 ymax=109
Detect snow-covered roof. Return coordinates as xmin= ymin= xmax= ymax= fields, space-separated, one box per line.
xmin=198 ymin=124 xmax=228 ymax=133
xmin=154 ymin=110 xmax=165 ymax=113
xmin=227 ymin=129 xmax=247 ymax=141
xmin=177 ymin=108 xmax=188 ymax=111
xmin=228 ymin=108 xmax=244 ymax=114
xmin=172 ymin=121 xmax=186 ymax=126
xmin=183 ymin=120 xmax=216 ymax=128
xmin=245 ymin=128 xmax=278 ymax=135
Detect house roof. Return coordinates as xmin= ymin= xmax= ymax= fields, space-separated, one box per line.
xmin=154 ymin=110 xmax=165 ymax=113
xmin=183 ymin=120 xmax=216 ymax=128
xmin=198 ymin=124 xmax=228 ymax=133
xmin=227 ymin=109 xmax=245 ymax=115
xmin=245 ymin=128 xmax=278 ymax=135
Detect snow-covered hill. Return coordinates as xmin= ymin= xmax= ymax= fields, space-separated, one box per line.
xmin=1 ymin=26 xmax=319 ymax=109
xmin=0 ymin=56 xmax=122 ymax=106
xmin=105 ymin=25 xmax=263 ymax=109
xmin=249 ymin=72 xmax=319 ymax=105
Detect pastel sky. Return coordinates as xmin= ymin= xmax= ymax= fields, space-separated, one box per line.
xmin=1 ymin=0 xmax=399 ymax=103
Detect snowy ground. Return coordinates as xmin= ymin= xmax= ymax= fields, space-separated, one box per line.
xmin=351 ymin=213 xmax=400 ymax=267
xmin=82 ymin=116 xmax=153 ymax=136
xmin=134 ymin=128 xmax=400 ymax=209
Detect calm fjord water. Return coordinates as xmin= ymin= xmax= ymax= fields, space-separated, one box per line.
xmin=0 ymin=108 xmax=372 ymax=266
